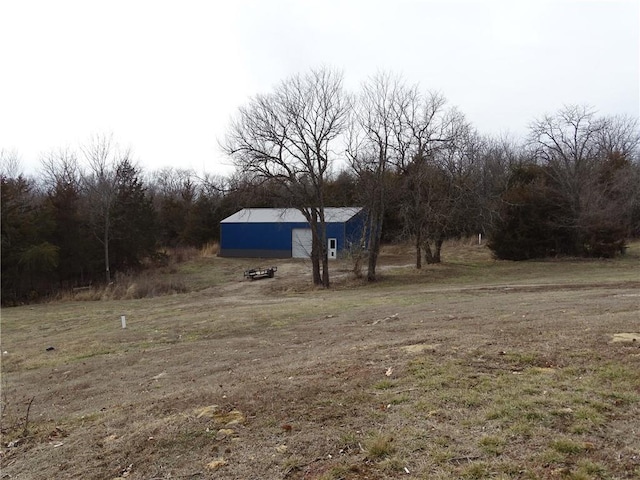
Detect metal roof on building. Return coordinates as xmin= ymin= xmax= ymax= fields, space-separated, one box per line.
xmin=221 ymin=207 xmax=363 ymax=224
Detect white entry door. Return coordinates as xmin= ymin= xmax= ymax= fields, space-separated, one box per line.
xmin=328 ymin=238 xmax=337 ymax=260
xmin=291 ymin=228 xmax=312 ymax=258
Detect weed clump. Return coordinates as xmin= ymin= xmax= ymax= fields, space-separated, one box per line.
xmin=365 ymin=433 xmax=395 ymax=460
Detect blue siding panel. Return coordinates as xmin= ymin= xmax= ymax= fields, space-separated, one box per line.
xmin=221 ymin=222 xmax=308 ymax=251
xmin=345 ymin=209 xmax=367 ymax=249
xmin=219 ymin=208 xmax=368 ymax=258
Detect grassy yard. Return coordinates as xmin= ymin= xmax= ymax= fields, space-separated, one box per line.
xmin=1 ymin=241 xmax=639 ymax=479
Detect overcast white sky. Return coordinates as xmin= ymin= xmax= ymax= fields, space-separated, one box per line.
xmin=1 ymin=0 xmax=638 ymax=177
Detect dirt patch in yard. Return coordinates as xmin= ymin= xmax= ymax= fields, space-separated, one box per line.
xmin=610 ymin=333 xmax=640 ymax=343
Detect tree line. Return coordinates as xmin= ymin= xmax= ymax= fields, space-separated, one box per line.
xmin=2 ymin=135 xmax=229 ymax=305
xmin=223 ymin=68 xmax=640 ymax=286
xmin=3 ymin=68 xmax=639 ymax=302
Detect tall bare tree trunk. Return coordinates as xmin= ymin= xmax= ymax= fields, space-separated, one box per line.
xmin=103 ymin=216 xmax=110 ymax=283
xmin=366 ymin=194 xmax=384 ymax=281
xmin=310 ymin=218 xmax=322 ymax=286
xmin=321 ymin=252 xmax=330 ymax=288
xmin=319 ymin=223 xmax=330 ymax=288
xmin=433 ymin=237 xmax=444 ymax=263
xmin=82 ymin=133 xmax=122 ymax=286
xmin=415 ymin=229 xmax=422 ymax=269
xmin=424 ymin=240 xmax=436 ymax=264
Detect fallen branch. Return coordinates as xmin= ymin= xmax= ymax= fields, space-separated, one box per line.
xmin=448 ymin=454 xmax=481 ymax=464
xmin=373 ymin=387 xmax=419 ymax=396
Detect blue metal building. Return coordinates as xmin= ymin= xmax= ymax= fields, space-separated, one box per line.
xmin=219 ymin=207 xmax=365 ymax=259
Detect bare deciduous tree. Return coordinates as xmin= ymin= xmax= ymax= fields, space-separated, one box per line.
xmin=397 ymin=93 xmax=465 ymax=268
xmin=0 ymin=149 xmax=22 ymax=179
xmin=347 ymin=72 xmax=414 ymax=281
xmin=223 ymin=67 xmax=350 ymax=287
xmin=489 ymin=106 xmax=640 ymax=258
xmin=40 ymin=147 xmax=81 ymax=194
xmin=596 ymin=114 xmax=640 ymax=161
xmin=529 ymin=105 xmax=604 ymax=221
xmin=528 ymin=106 xmax=639 ymax=253
xmin=81 ymin=134 xmax=129 ymax=283
xmin=425 ymin=119 xmax=483 ymax=262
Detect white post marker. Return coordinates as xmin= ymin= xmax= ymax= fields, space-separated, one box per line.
xmin=478 ymin=233 xmax=482 ymax=245
xmin=121 ymin=315 xmax=127 ymax=329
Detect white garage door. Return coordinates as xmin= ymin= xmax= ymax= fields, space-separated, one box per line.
xmin=291 ymin=228 xmax=312 ymax=258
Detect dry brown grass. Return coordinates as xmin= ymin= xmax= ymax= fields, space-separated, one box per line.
xmin=49 ymin=244 xmax=224 ymax=303
xmin=1 ymin=240 xmax=639 ymax=479
xmin=200 ymin=241 xmax=219 ymax=257
xmin=50 ymin=272 xmax=189 ymax=303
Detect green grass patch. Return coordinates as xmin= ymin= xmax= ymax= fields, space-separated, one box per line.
xmin=550 ymin=437 xmax=585 ymax=455
xmin=460 ymin=462 xmax=490 ymax=479
xmin=478 ymin=435 xmax=506 ymax=456
xmin=373 ymin=379 xmax=395 ymax=390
